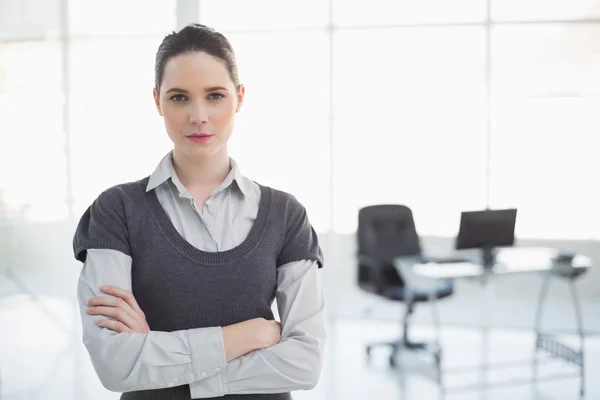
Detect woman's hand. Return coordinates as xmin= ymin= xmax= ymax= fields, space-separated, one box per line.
xmin=87 ymin=285 xmax=150 ymax=334
xmin=222 ymin=318 xmax=282 ymax=361
xmin=249 ymin=318 xmax=282 ymax=350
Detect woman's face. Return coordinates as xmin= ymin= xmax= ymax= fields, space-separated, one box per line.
xmin=153 ymin=51 xmax=244 ymax=160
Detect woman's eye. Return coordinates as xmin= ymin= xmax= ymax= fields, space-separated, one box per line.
xmin=170 ymin=94 xmax=187 ymax=102
xmin=208 ymin=93 xmax=225 ymax=100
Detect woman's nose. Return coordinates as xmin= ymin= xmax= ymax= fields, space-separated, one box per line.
xmin=189 ymin=103 xmax=208 ymax=124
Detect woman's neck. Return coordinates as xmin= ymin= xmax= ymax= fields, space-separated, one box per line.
xmin=171 ymin=147 xmax=231 ymax=191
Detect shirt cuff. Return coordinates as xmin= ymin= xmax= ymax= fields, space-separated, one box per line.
xmin=187 ymin=327 xmax=227 ymax=383
xmin=189 ymin=372 xmax=225 ymax=399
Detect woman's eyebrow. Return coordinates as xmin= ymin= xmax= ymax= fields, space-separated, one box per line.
xmin=204 ymin=86 xmax=228 ymax=92
xmin=164 ymin=86 xmax=228 ymax=94
xmin=165 ymin=87 xmax=188 ymax=94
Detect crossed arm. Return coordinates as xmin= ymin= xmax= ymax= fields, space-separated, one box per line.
xmin=78 ymin=249 xmax=326 ymax=398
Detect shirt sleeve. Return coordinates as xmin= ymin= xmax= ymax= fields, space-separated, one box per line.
xmin=189 ymin=259 xmax=326 ymax=398
xmin=78 ymin=249 xmax=228 ymax=393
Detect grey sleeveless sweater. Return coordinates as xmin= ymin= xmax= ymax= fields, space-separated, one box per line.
xmin=73 ymin=177 xmax=323 ymax=400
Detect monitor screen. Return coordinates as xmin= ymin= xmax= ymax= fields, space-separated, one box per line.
xmin=455 ymin=209 xmax=517 ymax=250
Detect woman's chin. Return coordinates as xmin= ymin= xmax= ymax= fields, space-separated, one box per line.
xmin=177 ymin=142 xmax=222 ymax=159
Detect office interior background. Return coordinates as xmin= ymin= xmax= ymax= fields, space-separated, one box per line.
xmin=1 ymin=0 xmax=599 ymax=399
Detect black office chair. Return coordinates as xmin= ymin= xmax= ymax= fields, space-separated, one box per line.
xmin=358 ymin=204 xmax=466 ymax=367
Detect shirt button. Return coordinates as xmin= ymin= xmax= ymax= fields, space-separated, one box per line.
xmin=201 ymin=371 xmax=208 ymax=377
xmin=214 ymin=367 xmax=221 ymax=372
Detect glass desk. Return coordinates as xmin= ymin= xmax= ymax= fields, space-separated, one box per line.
xmin=394 ymin=247 xmax=592 ymax=398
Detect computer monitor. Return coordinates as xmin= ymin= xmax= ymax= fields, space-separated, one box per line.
xmin=455 ymin=208 xmax=517 ymax=267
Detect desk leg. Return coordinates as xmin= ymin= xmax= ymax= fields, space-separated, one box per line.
xmin=534 ymin=275 xmax=585 ymax=399
xmin=480 ymin=276 xmax=494 ymax=388
xmin=533 ymin=274 xmax=551 ymax=382
xmin=429 ymin=280 xmax=443 ymax=386
xmin=568 ymin=279 xmax=585 ymax=399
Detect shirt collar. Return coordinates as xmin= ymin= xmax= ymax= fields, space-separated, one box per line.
xmin=228 ymin=158 xmax=253 ymax=199
xmin=146 ymin=152 xmax=172 ymax=192
xmin=146 ymin=151 xmax=253 ymax=199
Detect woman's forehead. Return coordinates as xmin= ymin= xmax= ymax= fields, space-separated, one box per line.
xmin=162 ymin=52 xmax=231 ymax=88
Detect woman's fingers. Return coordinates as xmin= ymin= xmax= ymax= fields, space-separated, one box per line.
xmin=88 ymin=306 xmax=137 ymax=328
xmin=88 ymin=286 xmax=150 ymax=333
xmin=95 ymin=318 xmax=131 ymax=333
xmin=88 ymin=295 xmax=139 ymax=322
xmin=100 ymin=285 xmax=145 ymax=317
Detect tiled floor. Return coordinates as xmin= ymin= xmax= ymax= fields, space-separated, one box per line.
xmin=0 ymin=292 xmax=597 ymax=400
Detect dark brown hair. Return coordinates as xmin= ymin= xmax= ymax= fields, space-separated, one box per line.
xmin=154 ymin=24 xmax=240 ymax=94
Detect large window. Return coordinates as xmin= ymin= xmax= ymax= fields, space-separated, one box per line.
xmin=0 ymin=41 xmax=68 ymax=222
xmin=2 ymin=0 xmax=599 ymax=240
xmin=489 ymin=24 xmax=600 ymax=239
xmin=0 ymin=1 xmax=66 ymax=222
xmin=329 ymin=0 xmax=600 ymax=239
xmin=332 ymin=26 xmax=487 ymax=235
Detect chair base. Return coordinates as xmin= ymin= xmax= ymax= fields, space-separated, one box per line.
xmin=365 ymin=337 xmax=442 ymax=368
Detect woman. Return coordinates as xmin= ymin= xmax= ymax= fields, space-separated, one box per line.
xmin=73 ymin=24 xmax=325 ymax=400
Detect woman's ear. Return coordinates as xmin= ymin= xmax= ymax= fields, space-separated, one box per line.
xmin=153 ymin=88 xmax=163 ymax=116
xmin=236 ymin=84 xmax=245 ymax=113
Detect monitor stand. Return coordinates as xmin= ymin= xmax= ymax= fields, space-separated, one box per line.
xmin=481 ymin=246 xmax=496 ymax=269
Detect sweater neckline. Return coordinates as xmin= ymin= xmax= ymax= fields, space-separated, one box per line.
xmin=142 ymin=177 xmax=272 ymax=265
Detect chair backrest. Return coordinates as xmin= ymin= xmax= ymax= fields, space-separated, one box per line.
xmin=357 ymin=205 xmax=422 ymax=292
xmin=358 ymin=204 xmax=422 ymax=261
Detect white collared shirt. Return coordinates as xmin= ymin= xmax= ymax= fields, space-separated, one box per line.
xmin=145 ymin=152 xmax=261 ymax=253
xmin=76 ymin=151 xmax=325 ymax=397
